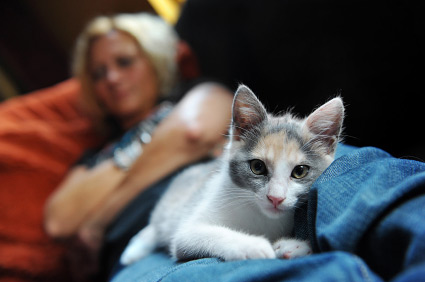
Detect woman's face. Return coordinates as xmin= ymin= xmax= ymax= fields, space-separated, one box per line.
xmin=89 ymin=31 xmax=159 ymax=129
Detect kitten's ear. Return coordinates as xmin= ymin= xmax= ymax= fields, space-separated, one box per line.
xmin=231 ymin=85 xmax=268 ymax=141
xmin=305 ymin=97 xmax=344 ymax=154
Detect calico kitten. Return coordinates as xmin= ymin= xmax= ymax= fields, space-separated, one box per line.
xmin=121 ymin=85 xmax=344 ymax=264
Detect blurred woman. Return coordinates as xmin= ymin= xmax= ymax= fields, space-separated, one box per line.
xmin=43 ymin=13 xmax=232 ymax=255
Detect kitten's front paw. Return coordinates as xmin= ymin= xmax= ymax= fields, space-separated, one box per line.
xmin=273 ymin=238 xmax=312 ymax=259
xmin=224 ymin=236 xmax=276 ymax=261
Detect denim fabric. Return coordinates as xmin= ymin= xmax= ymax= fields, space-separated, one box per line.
xmin=310 ymin=146 xmax=425 ymax=280
xmin=113 ymin=252 xmax=383 ymax=282
xmin=111 ymin=144 xmax=425 ymax=282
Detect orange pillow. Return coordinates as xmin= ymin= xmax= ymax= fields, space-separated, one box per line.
xmin=0 ymin=78 xmax=104 ymax=282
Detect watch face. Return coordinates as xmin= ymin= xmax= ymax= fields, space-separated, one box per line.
xmin=112 ymin=102 xmax=173 ymax=170
xmin=114 ymin=140 xmax=142 ymax=170
xmin=140 ymin=131 xmax=152 ymax=144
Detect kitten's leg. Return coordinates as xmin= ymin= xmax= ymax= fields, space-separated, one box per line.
xmin=272 ymin=238 xmax=312 ymax=259
xmin=171 ymin=224 xmax=276 ymax=261
xmin=120 ymin=225 xmax=157 ymax=265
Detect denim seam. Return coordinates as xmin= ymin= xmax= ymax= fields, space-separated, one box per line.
xmin=352 ymin=254 xmax=373 ymax=282
xmin=157 ymin=259 xmax=220 ymax=281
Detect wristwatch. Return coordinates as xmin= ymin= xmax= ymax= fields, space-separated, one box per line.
xmin=113 ymin=137 xmax=143 ymax=171
xmin=112 ymin=102 xmax=173 ymax=170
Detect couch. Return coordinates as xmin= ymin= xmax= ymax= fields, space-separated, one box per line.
xmin=0 ymin=79 xmax=104 ymax=282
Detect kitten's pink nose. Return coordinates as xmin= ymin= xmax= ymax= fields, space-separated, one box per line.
xmin=267 ymin=195 xmax=285 ymax=208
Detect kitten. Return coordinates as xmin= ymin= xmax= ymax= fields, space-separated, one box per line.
xmin=121 ymin=85 xmax=344 ymax=264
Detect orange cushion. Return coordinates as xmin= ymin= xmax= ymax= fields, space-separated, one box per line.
xmin=0 ymin=79 xmax=104 ymax=281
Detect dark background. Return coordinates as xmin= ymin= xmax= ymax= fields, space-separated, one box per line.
xmin=176 ymin=0 xmax=425 ymax=159
xmin=1 ymin=0 xmax=424 ymax=159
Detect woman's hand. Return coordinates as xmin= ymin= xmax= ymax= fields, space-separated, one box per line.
xmin=78 ymin=220 xmax=105 ymax=252
xmin=44 ymin=160 xmax=126 ymax=239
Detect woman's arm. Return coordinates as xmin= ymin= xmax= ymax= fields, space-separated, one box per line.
xmin=44 ymin=160 xmax=126 ymax=238
xmin=44 ymin=82 xmax=233 ymax=246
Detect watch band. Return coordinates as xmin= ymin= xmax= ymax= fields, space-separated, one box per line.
xmin=112 ymin=102 xmax=174 ymax=170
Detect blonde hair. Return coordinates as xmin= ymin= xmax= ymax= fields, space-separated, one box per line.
xmin=72 ymin=13 xmax=179 ymax=129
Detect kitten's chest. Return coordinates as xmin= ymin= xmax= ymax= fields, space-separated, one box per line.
xmin=215 ymin=199 xmax=294 ymax=242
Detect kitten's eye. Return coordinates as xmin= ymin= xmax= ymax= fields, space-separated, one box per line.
xmin=291 ymin=165 xmax=310 ymax=179
xmin=250 ymin=159 xmax=267 ymax=175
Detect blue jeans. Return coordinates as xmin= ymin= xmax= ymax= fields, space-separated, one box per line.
xmin=111 ymin=144 xmax=425 ymax=281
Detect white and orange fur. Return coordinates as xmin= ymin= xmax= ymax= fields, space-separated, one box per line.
xmin=121 ymin=85 xmax=344 ymax=264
